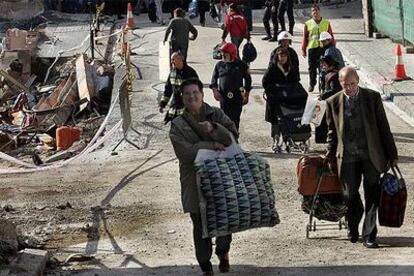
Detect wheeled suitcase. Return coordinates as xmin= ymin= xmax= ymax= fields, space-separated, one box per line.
xmin=296 ymin=155 xmax=343 ymax=196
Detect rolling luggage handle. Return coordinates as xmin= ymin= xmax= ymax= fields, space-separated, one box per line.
xmin=308 ymin=158 xmax=330 ymax=229
xmin=305 ymin=157 xmax=346 ymax=238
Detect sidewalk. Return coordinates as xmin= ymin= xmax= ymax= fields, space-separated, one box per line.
xmin=296 ymin=1 xmax=414 ymax=123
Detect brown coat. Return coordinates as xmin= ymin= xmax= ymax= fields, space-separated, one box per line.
xmin=169 ymin=103 xmax=238 ymax=213
xmin=326 ymin=87 xmax=398 ymax=177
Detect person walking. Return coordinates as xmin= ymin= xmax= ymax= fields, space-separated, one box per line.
xmin=278 ymin=0 xmax=295 ymax=35
xmin=210 ymin=42 xmax=252 ymax=131
xmin=169 ymin=78 xmax=238 ymax=276
xmin=320 ymin=31 xmax=345 ymax=69
xmin=197 ymin=0 xmax=210 ymax=26
xmin=159 ymin=52 xmax=199 ymax=123
xmin=269 ymin=31 xmax=299 ymax=73
xmin=164 ymin=8 xmax=198 ymax=60
xmin=301 ymin=4 xmax=333 ymax=92
xmin=262 ymin=47 xmax=301 ymax=152
xmin=314 ymin=55 xmax=341 ymax=144
xmin=318 ymin=31 xmax=344 ymax=96
xmin=325 ymin=66 xmax=398 ymax=248
xmin=155 ymin=0 xmax=165 ymax=25
xmin=262 ymin=0 xmax=279 ymax=41
xmin=221 ymin=3 xmax=250 ymax=53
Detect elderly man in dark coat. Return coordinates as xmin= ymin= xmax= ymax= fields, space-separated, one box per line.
xmin=169 ymin=78 xmax=238 ymax=275
xmin=325 ymin=66 xmax=398 ymax=248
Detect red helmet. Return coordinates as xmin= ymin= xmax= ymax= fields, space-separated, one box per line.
xmin=220 ymin=42 xmax=238 ymax=61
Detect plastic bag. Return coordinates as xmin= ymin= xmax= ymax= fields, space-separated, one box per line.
xmin=311 ymin=100 xmax=326 ymax=126
xmin=301 ymin=96 xmax=326 ymax=126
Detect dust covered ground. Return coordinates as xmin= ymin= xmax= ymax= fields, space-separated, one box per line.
xmin=1 ymin=2 xmax=414 ymax=275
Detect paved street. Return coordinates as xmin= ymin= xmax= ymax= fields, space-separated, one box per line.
xmin=1 ymin=1 xmax=414 ymax=275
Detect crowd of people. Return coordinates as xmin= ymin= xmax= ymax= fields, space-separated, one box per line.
xmin=159 ymin=3 xmax=398 ymax=276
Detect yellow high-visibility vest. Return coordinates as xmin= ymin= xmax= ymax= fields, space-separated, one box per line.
xmin=305 ymin=18 xmax=330 ymax=49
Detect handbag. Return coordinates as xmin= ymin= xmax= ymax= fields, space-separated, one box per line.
xmin=242 ymin=41 xmax=257 ymax=63
xmin=378 ymin=166 xmax=407 ymax=228
xmin=212 ymin=43 xmax=223 ymax=60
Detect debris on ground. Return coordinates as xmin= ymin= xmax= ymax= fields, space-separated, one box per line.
xmin=0 ymin=26 xmax=115 ymax=167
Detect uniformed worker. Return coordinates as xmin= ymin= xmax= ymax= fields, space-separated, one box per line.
xmin=301 ymin=4 xmax=334 ymax=92
xmin=159 ymin=51 xmax=199 ymax=123
xmin=210 ymin=42 xmax=252 ymax=131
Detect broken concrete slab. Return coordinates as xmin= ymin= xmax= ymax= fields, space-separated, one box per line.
xmin=8 ymin=249 xmax=50 ymax=276
xmin=76 ymin=54 xmax=95 ymax=112
xmin=4 ymin=29 xmax=39 ymax=52
xmin=44 ymin=140 xmax=87 ymax=163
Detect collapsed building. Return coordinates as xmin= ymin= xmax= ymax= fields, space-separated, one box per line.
xmin=0 ymin=8 xmax=117 ymax=167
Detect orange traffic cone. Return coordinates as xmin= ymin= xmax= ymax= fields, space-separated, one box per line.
xmin=393 ymin=44 xmax=410 ymax=81
xmin=126 ymin=2 xmax=135 ymax=29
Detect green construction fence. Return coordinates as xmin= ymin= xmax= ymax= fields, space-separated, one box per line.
xmin=371 ymin=0 xmax=414 ymax=45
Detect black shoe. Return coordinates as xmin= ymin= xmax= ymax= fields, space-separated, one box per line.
xmin=268 ymin=37 xmax=278 ymax=42
xmin=262 ymin=36 xmax=271 ymax=40
xmin=363 ymin=240 xmax=379 ymax=249
xmin=347 ymin=230 xmax=359 ymax=243
xmin=218 ymin=254 xmax=230 ymax=273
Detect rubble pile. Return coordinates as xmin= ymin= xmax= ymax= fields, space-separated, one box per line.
xmin=0 ymin=28 xmax=115 ymax=167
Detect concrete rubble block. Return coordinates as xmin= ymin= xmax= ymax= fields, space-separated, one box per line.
xmin=76 ymin=54 xmax=96 ymax=112
xmin=4 ymin=29 xmax=39 ymax=52
xmin=0 ymin=219 xmax=18 ymax=260
xmin=9 ymin=249 xmax=50 ymax=276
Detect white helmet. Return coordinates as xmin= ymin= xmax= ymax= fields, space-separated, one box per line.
xmin=277 ymin=31 xmax=292 ymax=42
xmin=319 ymin=31 xmax=332 ymax=41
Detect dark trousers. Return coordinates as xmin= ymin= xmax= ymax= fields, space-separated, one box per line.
xmin=231 ymin=37 xmax=244 ymax=58
xmin=240 ymin=3 xmax=253 ymax=31
xmin=190 ymin=213 xmax=232 ymax=272
xmin=263 ymin=4 xmax=279 ymax=37
xmin=308 ymin=47 xmax=322 ymax=87
xmin=220 ymin=100 xmax=242 ymax=130
xmin=198 ymin=1 xmax=209 ymax=24
xmin=271 ymin=123 xmax=280 ymax=138
xmin=341 ymin=159 xmax=381 ymax=241
xmin=171 ymin=42 xmax=188 ymax=60
xmin=278 ymin=0 xmax=294 ymax=34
